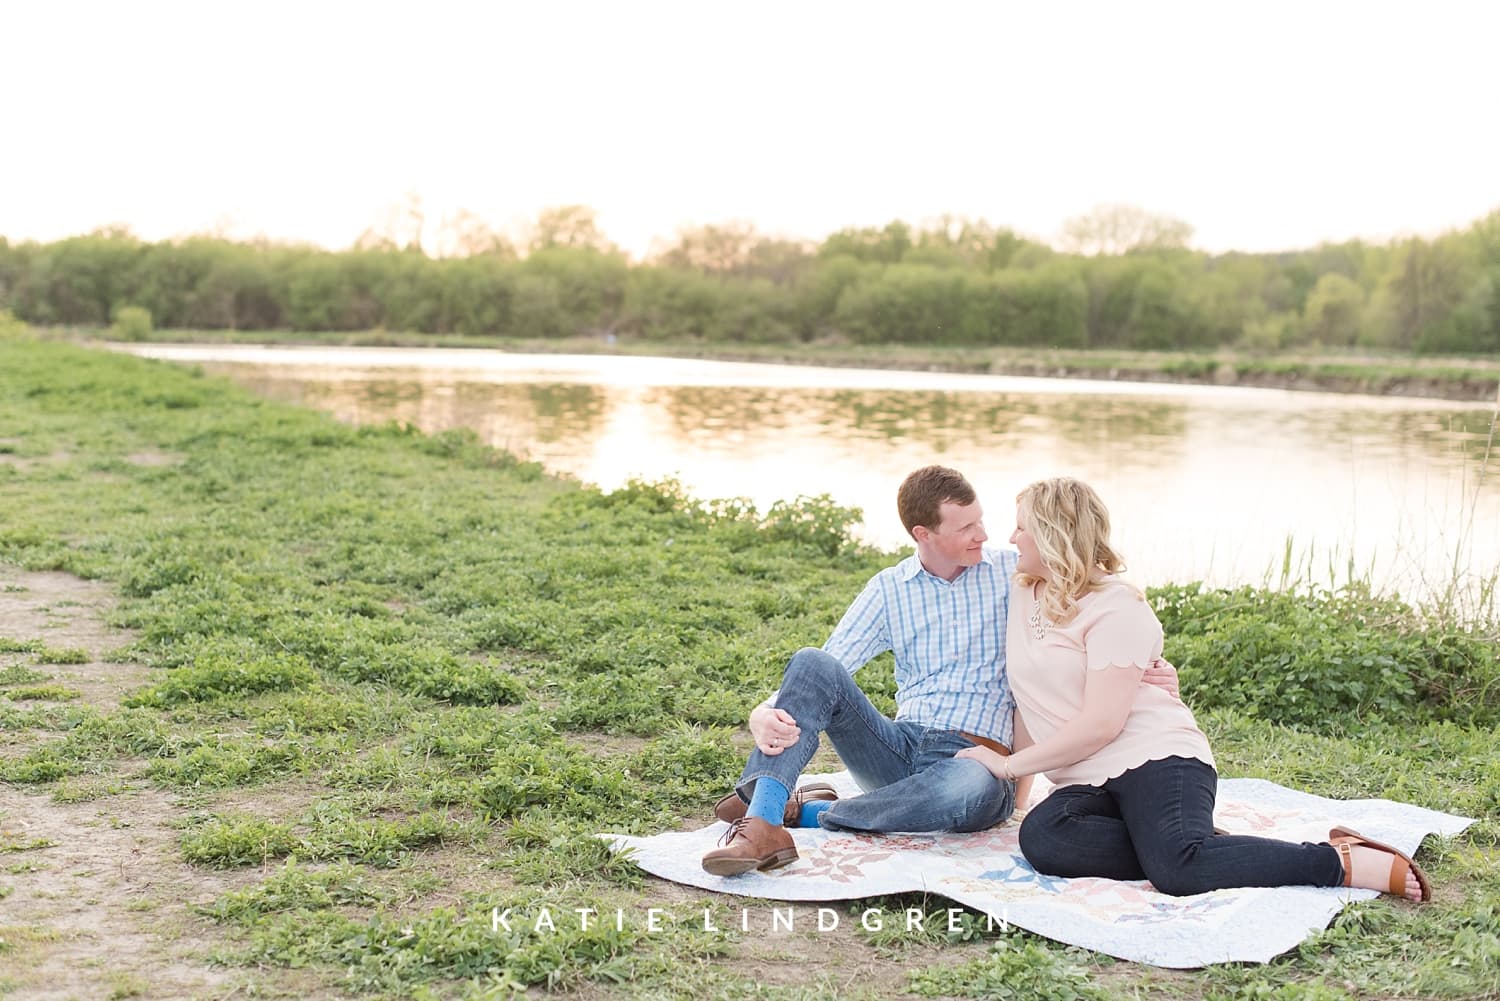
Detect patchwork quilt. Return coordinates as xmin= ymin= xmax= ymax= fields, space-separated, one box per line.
xmin=603 ymin=772 xmax=1472 ymax=967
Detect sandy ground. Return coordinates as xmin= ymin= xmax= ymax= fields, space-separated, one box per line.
xmin=0 ymin=569 xmax=267 ymax=1000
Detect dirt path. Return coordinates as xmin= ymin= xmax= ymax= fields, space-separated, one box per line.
xmin=0 ymin=569 xmax=260 ymax=1000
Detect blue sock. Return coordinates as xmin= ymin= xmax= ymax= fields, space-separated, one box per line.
xmin=798 ymin=800 xmax=834 ymax=829
xmin=746 ymin=777 xmax=790 ymax=826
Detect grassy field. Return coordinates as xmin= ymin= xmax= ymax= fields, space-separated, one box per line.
xmin=2 ymin=322 xmax=1498 ymax=999
xmin=74 ymin=322 xmax=1500 ymax=403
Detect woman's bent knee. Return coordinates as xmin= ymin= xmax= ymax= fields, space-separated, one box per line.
xmin=1144 ymin=873 xmax=1207 ymax=896
xmin=1142 ymin=859 xmax=1213 ymax=896
xmin=1017 ymin=810 xmax=1067 ymax=872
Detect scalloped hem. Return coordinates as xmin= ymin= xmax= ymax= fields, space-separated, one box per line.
xmin=1084 ymin=659 xmax=1153 ymax=672
xmin=1046 ymin=752 xmax=1216 ymax=789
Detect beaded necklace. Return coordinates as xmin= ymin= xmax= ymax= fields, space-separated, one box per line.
xmin=1027 ymin=589 xmax=1055 ymax=640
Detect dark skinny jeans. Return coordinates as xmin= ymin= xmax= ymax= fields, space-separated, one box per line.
xmin=1019 ymin=755 xmax=1345 ymax=896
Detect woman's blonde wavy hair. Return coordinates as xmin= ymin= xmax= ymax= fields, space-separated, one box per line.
xmin=1016 ymin=477 xmax=1127 ymax=625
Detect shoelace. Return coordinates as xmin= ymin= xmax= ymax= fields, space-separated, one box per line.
xmin=716 ymin=818 xmax=752 ymax=846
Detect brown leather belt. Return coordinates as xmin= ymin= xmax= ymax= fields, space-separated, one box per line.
xmin=959 ymin=732 xmax=1011 ymax=756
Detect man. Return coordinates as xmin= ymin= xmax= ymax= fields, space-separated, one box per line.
xmin=702 ymin=465 xmax=1178 ymax=876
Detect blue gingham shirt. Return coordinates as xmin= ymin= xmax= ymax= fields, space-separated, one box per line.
xmin=821 ymin=546 xmax=1016 ymax=747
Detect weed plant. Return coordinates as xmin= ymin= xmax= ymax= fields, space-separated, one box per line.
xmin=2 ymin=683 xmax=80 ymax=701
xmin=1 ymin=334 xmax=1497 ymax=998
xmin=0 ymin=665 xmax=49 ymax=685
xmin=34 ymin=646 xmax=89 ymax=664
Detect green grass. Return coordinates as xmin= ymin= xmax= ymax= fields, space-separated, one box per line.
xmin=908 ymin=939 xmax=1108 ymax=999
xmin=197 ymin=859 xmax=390 ymax=921
xmin=0 ymin=665 xmax=48 ymax=686
xmin=1 ymin=330 xmax=1497 ymax=998
xmin=2 ymin=684 xmax=80 ymax=702
xmin=34 ymin=646 xmax=89 ymax=665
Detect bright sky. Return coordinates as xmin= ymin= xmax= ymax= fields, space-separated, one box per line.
xmin=5 ymin=1 xmax=1498 ymax=259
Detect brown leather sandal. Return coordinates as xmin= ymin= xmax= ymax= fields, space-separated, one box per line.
xmin=1329 ymin=826 xmax=1433 ymax=902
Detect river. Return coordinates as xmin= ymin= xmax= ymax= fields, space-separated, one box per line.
xmin=119 ymin=344 xmax=1499 ymax=607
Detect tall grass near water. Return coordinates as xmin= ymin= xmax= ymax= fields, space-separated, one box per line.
xmin=1157 ymin=412 xmax=1500 ymax=733
xmin=1263 ymin=386 xmax=1498 ymax=628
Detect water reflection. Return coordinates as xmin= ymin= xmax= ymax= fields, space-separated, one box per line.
xmin=132 ymin=345 xmax=1497 ymax=603
xmin=226 ymin=375 xmax=612 ymax=451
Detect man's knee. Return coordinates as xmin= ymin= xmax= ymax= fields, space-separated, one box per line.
xmin=946 ymin=759 xmax=1014 ymax=833
xmin=783 ymin=647 xmax=843 ymax=684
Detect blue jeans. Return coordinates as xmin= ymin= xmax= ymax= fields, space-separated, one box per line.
xmin=1019 ymin=755 xmax=1345 ymax=895
xmin=733 ymin=647 xmax=1015 ymax=833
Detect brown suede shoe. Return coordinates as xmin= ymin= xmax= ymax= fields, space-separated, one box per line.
xmin=701 ymin=817 xmax=798 ymax=876
xmin=712 ymin=782 xmax=840 ymax=826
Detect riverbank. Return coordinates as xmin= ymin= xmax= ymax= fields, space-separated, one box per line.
xmin=2 ymin=331 xmax=1497 ymax=999
xmin=72 ymin=324 xmax=1500 ymax=403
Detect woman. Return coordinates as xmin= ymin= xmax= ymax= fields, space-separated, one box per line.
xmin=957 ymin=477 xmax=1430 ymax=901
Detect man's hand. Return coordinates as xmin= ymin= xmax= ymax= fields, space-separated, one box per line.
xmin=1141 ymin=657 xmax=1181 ymax=700
xmin=750 ymin=703 xmax=802 ymax=755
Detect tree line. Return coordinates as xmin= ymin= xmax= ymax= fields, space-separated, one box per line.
xmin=1 ymin=203 xmax=1497 ymax=354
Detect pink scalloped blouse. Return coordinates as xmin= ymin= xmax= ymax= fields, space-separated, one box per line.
xmin=1008 ymin=576 xmax=1214 ymax=788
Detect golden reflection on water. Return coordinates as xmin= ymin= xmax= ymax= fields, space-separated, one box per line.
xmin=180 ymin=351 xmax=1498 ymax=599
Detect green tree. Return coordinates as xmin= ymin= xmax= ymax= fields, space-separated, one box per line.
xmin=110 ymin=304 xmax=153 ymax=341
xmin=437 ymin=255 xmax=514 ymax=336
xmin=622 ymin=267 xmax=722 ymax=340
xmin=1184 ymin=264 xmax=1255 ymax=348
xmin=287 ymin=253 xmax=358 ymax=331
xmin=832 ymin=264 xmax=967 ymax=344
xmin=1459 ymin=209 xmax=1500 ymax=351
xmin=5 ymin=206 xmax=1500 ymax=354
xmin=1278 ymin=240 xmax=1374 ymax=314
xmin=34 ymin=228 xmax=144 ymax=325
xmin=743 ymin=237 xmax=813 ymax=286
xmin=1366 ymin=237 xmax=1482 ymax=350
xmin=912 ymin=216 xmax=1006 ymax=270
xmin=1300 ymin=272 xmax=1365 ymax=346
xmin=961 ymin=264 xmax=1088 ymax=347
xmin=510 ymin=272 xmax=567 ymax=338
xmin=713 ymin=278 xmax=799 ymax=342
xmin=986 ymin=228 xmax=1032 ymax=271
xmin=364 ymin=249 xmax=441 ymax=332
xmin=817 ymin=221 xmax=912 ymax=264
xmin=1124 ymin=262 xmax=1197 ymax=349
xmin=792 ymin=255 xmax=880 ymax=339
xmin=1080 ymin=256 xmax=1147 ymax=347
xmin=0 ymin=237 xmax=21 ymax=314
xmin=518 ymin=247 xmax=627 ymax=337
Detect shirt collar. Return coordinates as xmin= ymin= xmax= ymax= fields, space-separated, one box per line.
xmin=899 ymin=550 xmax=989 ymax=584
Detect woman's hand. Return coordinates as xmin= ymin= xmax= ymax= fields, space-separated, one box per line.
xmin=750 ymin=703 xmax=801 ymax=755
xmin=955 ymin=744 xmax=1009 ymax=779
